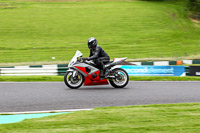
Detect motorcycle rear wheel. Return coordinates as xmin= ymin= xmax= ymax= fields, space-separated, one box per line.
xmin=64 ymin=71 xmax=84 ymax=89
xmin=109 ymin=68 xmax=129 ymax=88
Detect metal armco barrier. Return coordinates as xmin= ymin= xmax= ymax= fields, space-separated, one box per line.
xmin=58 ymin=67 xmax=68 ymax=76
xmin=0 ymin=65 xmax=197 ymax=76
xmin=131 ymin=59 xmax=200 ymax=66
xmin=0 ymin=68 xmax=57 ymax=76
xmin=0 ymin=65 xmax=68 ymax=76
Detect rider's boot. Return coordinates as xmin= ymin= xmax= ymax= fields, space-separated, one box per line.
xmin=99 ymin=68 xmax=109 ymax=78
xmin=100 ymin=70 xmax=104 ymax=78
xmin=104 ymin=68 xmax=109 ymax=78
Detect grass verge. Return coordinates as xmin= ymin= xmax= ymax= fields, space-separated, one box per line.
xmin=0 ymin=103 xmax=200 ymax=133
xmin=0 ymin=0 xmax=200 ymax=63
xmin=0 ymin=76 xmax=200 ymax=81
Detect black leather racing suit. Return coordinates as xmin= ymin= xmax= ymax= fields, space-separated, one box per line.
xmin=88 ymin=45 xmax=110 ymax=71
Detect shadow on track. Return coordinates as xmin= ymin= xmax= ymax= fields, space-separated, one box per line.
xmin=64 ymin=86 xmax=129 ymax=91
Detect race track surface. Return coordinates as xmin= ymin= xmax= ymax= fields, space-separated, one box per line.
xmin=0 ymin=81 xmax=200 ymax=113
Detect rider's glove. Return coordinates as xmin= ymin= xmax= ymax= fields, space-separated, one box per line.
xmin=82 ymin=58 xmax=89 ymax=60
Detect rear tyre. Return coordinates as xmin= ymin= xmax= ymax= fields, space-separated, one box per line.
xmin=109 ymin=68 xmax=129 ymax=88
xmin=64 ymin=71 xmax=84 ymax=89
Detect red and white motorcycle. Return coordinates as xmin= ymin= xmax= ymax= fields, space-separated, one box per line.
xmin=64 ymin=50 xmax=129 ymax=89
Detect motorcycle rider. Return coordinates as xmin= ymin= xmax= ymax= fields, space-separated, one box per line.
xmin=83 ymin=37 xmax=110 ymax=77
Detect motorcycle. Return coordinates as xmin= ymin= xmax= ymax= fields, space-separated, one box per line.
xmin=64 ymin=50 xmax=129 ymax=89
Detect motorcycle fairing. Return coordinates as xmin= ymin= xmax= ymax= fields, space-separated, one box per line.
xmin=73 ymin=65 xmax=109 ymax=86
xmin=68 ymin=50 xmax=83 ymax=67
xmin=73 ymin=62 xmax=99 ymax=75
xmin=84 ymin=70 xmax=109 ymax=86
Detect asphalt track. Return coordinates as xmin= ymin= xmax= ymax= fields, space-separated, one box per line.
xmin=0 ymin=81 xmax=200 ymax=113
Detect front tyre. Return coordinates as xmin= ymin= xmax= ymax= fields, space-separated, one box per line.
xmin=64 ymin=71 xmax=84 ymax=89
xmin=109 ymin=68 xmax=129 ymax=88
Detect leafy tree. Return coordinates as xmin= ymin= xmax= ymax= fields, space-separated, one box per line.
xmin=142 ymin=0 xmax=200 ymax=19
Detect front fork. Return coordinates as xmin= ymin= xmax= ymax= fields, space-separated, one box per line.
xmin=67 ymin=69 xmax=79 ymax=80
xmin=72 ymin=70 xmax=77 ymax=78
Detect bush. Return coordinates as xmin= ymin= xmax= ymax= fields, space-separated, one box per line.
xmin=141 ymin=0 xmax=200 ymax=19
xmin=188 ymin=0 xmax=200 ymax=19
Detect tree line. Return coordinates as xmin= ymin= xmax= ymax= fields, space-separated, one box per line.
xmin=143 ymin=0 xmax=200 ymax=19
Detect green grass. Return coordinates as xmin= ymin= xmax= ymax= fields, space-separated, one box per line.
xmin=0 ymin=0 xmax=200 ymax=64
xmin=0 ymin=76 xmax=63 ymax=82
xmin=1 ymin=103 xmax=200 ymax=133
xmin=1 ymin=75 xmax=200 ymax=81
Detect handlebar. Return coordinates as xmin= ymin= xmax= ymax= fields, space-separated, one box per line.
xmin=78 ymin=58 xmax=86 ymax=62
xmin=77 ymin=58 xmax=83 ymax=62
xmin=78 ymin=58 xmax=94 ymax=64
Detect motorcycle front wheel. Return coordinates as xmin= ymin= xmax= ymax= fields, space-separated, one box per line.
xmin=109 ymin=68 xmax=129 ymax=88
xmin=64 ymin=71 xmax=84 ymax=89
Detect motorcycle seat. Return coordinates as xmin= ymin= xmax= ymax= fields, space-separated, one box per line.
xmin=105 ymin=61 xmax=113 ymax=65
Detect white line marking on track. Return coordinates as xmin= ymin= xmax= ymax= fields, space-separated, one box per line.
xmin=0 ymin=108 xmax=93 ymax=114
